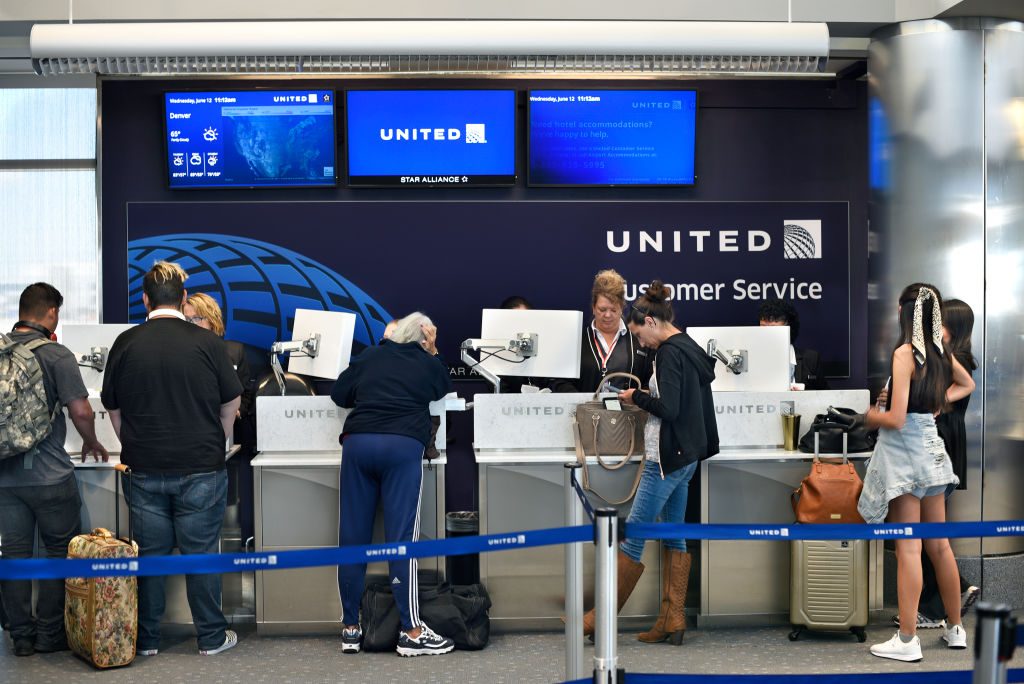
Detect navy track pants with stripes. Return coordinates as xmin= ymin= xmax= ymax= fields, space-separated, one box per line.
xmin=337 ymin=432 xmax=424 ymax=631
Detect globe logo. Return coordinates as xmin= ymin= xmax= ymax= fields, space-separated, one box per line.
xmin=127 ymin=233 xmax=392 ymax=353
xmin=782 ymin=221 xmax=822 ymax=259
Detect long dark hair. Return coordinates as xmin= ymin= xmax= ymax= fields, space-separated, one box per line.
xmin=896 ymin=283 xmax=952 ymax=414
xmin=942 ymin=298 xmax=978 ymax=372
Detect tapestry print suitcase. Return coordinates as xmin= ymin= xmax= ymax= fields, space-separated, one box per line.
xmin=65 ymin=464 xmax=138 ymax=668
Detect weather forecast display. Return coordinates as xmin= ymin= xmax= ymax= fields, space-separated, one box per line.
xmin=164 ymin=90 xmax=337 ymax=189
xmin=529 ymin=90 xmax=697 ymax=186
xmin=346 ymin=90 xmax=516 ymax=186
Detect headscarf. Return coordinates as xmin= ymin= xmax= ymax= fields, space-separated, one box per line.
xmin=912 ymin=287 xmax=944 ymax=365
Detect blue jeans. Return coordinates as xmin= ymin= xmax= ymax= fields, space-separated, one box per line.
xmin=125 ymin=469 xmax=228 ymax=651
xmin=620 ymin=460 xmax=698 ymax=562
xmin=0 ymin=476 xmax=81 ymax=645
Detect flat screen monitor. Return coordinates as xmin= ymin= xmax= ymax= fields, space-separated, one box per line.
xmin=286 ymin=309 xmax=356 ymax=380
xmin=60 ymin=324 xmax=136 ymax=393
xmin=685 ymin=325 xmax=790 ymax=392
xmin=346 ymin=90 xmax=516 ymax=186
xmin=164 ymin=90 xmax=337 ymax=189
xmin=528 ymin=89 xmax=697 ymax=186
xmin=478 ymin=309 xmax=583 ymax=379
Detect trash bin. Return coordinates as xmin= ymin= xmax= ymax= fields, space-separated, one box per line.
xmin=445 ymin=511 xmax=480 ymax=586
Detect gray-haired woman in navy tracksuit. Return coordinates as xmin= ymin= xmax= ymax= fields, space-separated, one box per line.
xmin=331 ymin=312 xmax=453 ymax=657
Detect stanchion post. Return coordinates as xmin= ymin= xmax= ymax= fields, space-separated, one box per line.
xmin=593 ymin=508 xmax=619 ymax=684
xmin=564 ymin=464 xmax=586 ymax=682
xmin=973 ymin=601 xmax=1016 ymax=684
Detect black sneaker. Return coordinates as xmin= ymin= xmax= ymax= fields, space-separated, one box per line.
xmin=341 ymin=626 xmax=362 ymax=654
xmin=34 ymin=637 xmax=69 ymax=653
xmin=396 ymin=625 xmax=454 ymax=657
xmin=961 ymin=586 xmax=980 ymax=617
xmin=13 ymin=638 xmax=34 ymax=657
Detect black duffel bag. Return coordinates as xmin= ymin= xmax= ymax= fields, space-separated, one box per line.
xmin=798 ymin=406 xmax=877 ymax=454
xmin=360 ymin=576 xmax=491 ymax=652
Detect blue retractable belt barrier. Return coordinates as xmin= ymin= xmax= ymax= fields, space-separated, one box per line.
xmin=566 ymin=670 xmax=1024 ymax=683
xmin=626 ymin=520 xmax=1024 ymax=542
xmin=0 ymin=524 xmax=592 ymax=581
xmin=569 ymin=469 xmax=596 ymax=522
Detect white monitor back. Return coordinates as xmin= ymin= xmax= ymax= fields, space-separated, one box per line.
xmin=478 ymin=309 xmax=583 ymax=379
xmin=61 ymin=324 xmax=136 ymax=393
xmin=287 ymin=309 xmax=356 ymax=380
xmin=686 ymin=325 xmax=790 ymax=392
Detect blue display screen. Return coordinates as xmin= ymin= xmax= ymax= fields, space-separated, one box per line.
xmin=164 ymin=90 xmax=337 ymax=189
xmin=346 ymin=90 xmax=516 ymax=186
xmin=529 ymin=90 xmax=697 ymax=186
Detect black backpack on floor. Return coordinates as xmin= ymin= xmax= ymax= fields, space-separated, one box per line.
xmin=360 ymin=573 xmax=491 ymax=652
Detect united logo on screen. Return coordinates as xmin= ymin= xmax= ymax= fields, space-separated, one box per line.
xmin=126 ymin=233 xmax=392 ymax=353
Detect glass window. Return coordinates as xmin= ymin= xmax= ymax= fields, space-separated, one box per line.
xmin=0 ymin=88 xmax=96 ymax=160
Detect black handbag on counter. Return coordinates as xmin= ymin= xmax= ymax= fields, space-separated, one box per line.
xmin=798 ymin=406 xmax=877 ymax=454
xmin=361 ymin=574 xmax=492 ymax=652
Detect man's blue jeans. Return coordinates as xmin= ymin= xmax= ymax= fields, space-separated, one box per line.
xmin=0 ymin=475 xmax=81 ymax=645
xmin=620 ymin=460 xmax=698 ymax=562
xmin=125 ymin=469 xmax=228 ymax=652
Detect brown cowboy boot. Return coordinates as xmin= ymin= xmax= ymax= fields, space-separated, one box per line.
xmin=639 ymin=549 xmax=691 ymax=645
xmin=638 ymin=546 xmax=671 ymax=643
xmin=582 ymin=550 xmax=645 ymax=637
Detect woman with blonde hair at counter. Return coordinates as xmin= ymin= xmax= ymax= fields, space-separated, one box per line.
xmin=578 ymin=280 xmax=719 ymax=644
xmin=553 ymin=269 xmax=652 ymax=393
xmin=859 ymin=283 xmax=974 ymax=662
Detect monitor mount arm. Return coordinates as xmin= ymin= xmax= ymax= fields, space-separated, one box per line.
xmin=269 ymin=334 xmax=321 ymax=396
xmin=706 ymin=339 xmax=747 ymax=375
xmin=460 ymin=333 xmax=539 ymax=394
xmin=77 ymin=346 xmax=110 ymax=372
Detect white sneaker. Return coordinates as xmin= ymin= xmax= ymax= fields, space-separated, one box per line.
xmin=136 ymin=648 xmax=159 ymax=656
xmin=942 ymin=623 xmax=968 ymax=649
xmin=199 ymin=629 xmax=238 ymax=656
xmin=870 ymin=631 xmax=923 ymax=662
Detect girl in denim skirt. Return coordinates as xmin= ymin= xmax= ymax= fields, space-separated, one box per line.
xmin=859 ymin=283 xmax=975 ymax=662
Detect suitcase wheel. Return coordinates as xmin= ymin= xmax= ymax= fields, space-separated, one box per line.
xmin=788 ymin=626 xmax=803 ymax=641
xmin=851 ymin=626 xmax=867 ymax=643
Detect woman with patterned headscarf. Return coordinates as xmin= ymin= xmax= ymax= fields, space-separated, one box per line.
xmin=858 ymin=283 xmax=975 ymax=663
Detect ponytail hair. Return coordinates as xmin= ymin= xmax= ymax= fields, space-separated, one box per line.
xmin=627 ymin=280 xmax=674 ymax=325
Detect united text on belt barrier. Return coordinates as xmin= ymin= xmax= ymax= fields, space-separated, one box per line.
xmin=0 ymin=525 xmax=592 ymax=581
xmin=626 ymin=520 xmax=1024 ymax=542
xmin=566 ymin=669 xmax=1024 ymax=683
xmin=1 ymin=519 xmax=1021 ymax=581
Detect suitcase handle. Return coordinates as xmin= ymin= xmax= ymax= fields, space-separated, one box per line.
xmin=114 ymin=463 xmax=133 ymax=544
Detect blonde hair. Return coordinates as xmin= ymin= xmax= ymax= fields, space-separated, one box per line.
xmin=186 ymin=293 xmax=225 ymax=337
xmin=591 ymin=269 xmax=626 ymax=309
xmin=143 ymin=260 xmax=189 ymax=308
xmin=389 ymin=312 xmax=433 ymax=345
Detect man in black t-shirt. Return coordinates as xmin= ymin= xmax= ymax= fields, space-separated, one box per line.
xmin=101 ymin=262 xmax=241 ymax=657
xmin=0 ymin=282 xmax=108 ymax=657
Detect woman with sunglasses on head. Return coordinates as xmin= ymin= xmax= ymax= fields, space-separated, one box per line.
xmin=576 ymin=280 xmax=719 ymax=645
xmin=859 ymin=284 xmax=975 ymax=662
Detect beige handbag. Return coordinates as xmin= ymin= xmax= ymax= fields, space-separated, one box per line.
xmin=572 ymin=372 xmax=649 ymax=505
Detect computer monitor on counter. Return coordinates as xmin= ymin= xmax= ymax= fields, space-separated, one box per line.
xmin=686 ymin=325 xmax=791 ymax=392
xmin=285 ymin=309 xmax=357 ymax=380
xmin=60 ymin=324 xmax=136 ymax=393
xmin=475 ymin=308 xmax=583 ymax=379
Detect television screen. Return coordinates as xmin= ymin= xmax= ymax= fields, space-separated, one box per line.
xmin=346 ymin=90 xmax=516 ymax=186
xmin=528 ymin=90 xmax=697 ymax=186
xmin=164 ymin=90 xmax=337 ymax=189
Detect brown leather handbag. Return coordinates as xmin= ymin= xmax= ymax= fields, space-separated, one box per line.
xmin=791 ymin=426 xmax=865 ymax=524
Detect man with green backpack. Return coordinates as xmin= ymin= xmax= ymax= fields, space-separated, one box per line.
xmin=0 ymin=282 xmax=108 ymax=657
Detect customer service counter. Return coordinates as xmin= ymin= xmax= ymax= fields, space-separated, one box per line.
xmin=67 ymin=397 xmax=242 ymax=625
xmin=251 ymin=394 xmax=463 ymax=636
xmin=473 ymin=389 xmax=881 ymax=631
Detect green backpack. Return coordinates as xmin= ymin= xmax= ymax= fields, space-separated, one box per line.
xmin=0 ymin=332 xmax=59 ymax=460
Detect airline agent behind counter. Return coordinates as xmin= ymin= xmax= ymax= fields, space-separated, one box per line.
xmin=552 ymin=269 xmax=652 ymax=393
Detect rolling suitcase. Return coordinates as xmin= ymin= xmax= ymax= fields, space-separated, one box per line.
xmin=65 ymin=464 xmax=139 ymax=668
xmin=789 ymin=427 xmax=868 ymax=642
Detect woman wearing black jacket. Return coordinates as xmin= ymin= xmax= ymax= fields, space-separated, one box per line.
xmin=577 ymin=281 xmax=719 ymax=645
